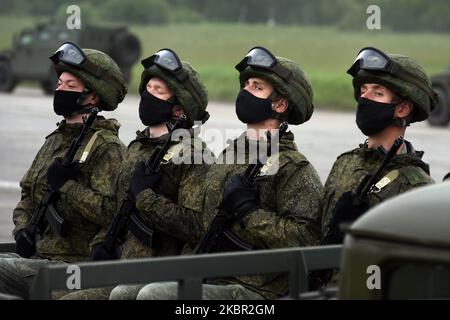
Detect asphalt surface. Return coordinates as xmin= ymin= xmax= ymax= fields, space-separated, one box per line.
xmin=0 ymin=87 xmax=449 ymax=241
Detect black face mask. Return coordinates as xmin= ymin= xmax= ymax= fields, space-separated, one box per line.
xmin=356 ymin=97 xmax=397 ymax=136
xmin=235 ymin=89 xmax=277 ymax=124
xmin=53 ymin=90 xmax=87 ymax=117
xmin=139 ymin=91 xmax=174 ymax=126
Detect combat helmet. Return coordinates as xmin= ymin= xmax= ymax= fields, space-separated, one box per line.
xmin=139 ymin=49 xmax=209 ymax=126
xmin=348 ymin=47 xmax=438 ymax=123
xmin=50 ymin=41 xmax=127 ymax=111
xmin=235 ymin=46 xmax=314 ymax=125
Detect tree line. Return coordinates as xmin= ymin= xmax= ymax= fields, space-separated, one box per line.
xmin=1 ymin=0 xmax=449 ymax=32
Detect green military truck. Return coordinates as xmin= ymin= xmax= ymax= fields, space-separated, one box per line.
xmin=428 ymin=67 xmax=450 ymax=126
xmin=0 ymin=22 xmax=141 ymax=94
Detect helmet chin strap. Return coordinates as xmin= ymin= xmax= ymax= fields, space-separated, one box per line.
xmin=75 ymin=87 xmax=98 ymax=115
xmin=76 ymin=87 xmax=92 ymax=106
xmin=394 ymin=118 xmax=409 ymax=128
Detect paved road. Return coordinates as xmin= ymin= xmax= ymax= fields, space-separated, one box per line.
xmin=0 ymin=87 xmax=449 ymax=241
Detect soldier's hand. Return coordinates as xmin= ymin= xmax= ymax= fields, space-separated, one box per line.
xmin=333 ymin=191 xmax=369 ymax=224
xmin=14 ymin=228 xmax=36 ymax=258
xmin=90 ymin=243 xmax=120 ymax=261
xmin=130 ymin=162 xmax=162 ymax=199
xmin=324 ymin=191 xmax=370 ymax=244
xmin=219 ymin=174 xmax=260 ymax=219
xmin=47 ymin=157 xmax=81 ymax=191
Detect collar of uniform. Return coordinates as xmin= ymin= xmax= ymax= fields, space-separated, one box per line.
xmin=130 ymin=127 xmax=172 ymax=146
xmin=46 ymin=119 xmax=83 ymax=139
xmin=45 ymin=115 xmax=118 ymax=139
xmin=358 ymin=139 xmax=429 ymax=174
xmin=90 ymin=116 xmax=120 ymax=135
xmin=231 ymin=130 xmax=296 ymax=151
xmin=359 ymin=139 xmax=417 ymax=156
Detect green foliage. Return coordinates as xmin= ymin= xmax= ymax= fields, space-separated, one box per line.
xmin=168 ymin=6 xmax=204 ymax=24
xmin=100 ymin=0 xmax=170 ymax=25
xmin=0 ymin=0 xmax=449 ymax=32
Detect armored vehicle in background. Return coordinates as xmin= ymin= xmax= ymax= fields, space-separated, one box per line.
xmin=0 ymin=22 xmax=141 ymax=94
xmin=428 ymin=68 xmax=450 ymax=126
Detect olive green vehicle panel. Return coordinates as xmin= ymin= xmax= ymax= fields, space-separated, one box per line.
xmin=348 ymin=182 xmax=450 ymax=249
xmin=340 ymin=182 xmax=450 ymax=299
xmin=339 ymin=236 xmax=450 ymax=299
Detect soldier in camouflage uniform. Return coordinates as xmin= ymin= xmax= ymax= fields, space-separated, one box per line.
xmin=60 ymin=49 xmax=211 ymax=300
xmin=0 ymin=42 xmax=127 ymax=299
xmin=321 ymin=47 xmax=438 ymax=245
xmin=136 ymin=46 xmax=323 ymax=300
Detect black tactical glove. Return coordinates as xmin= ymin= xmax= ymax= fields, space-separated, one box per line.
xmin=46 ymin=157 xmax=81 ymax=191
xmin=323 ymin=191 xmax=370 ymax=245
xmin=130 ymin=162 xmax=162 ymax=199
xmin=90 ymin=243 xmax=120 ymax=261
xmin=220 ymin=174 xmax=260 ymax=219
xmin=14 ymin=228 xmax=36 ymax=258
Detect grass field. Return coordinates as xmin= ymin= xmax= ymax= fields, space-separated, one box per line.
xmin=1 ymin=16 xmax=450 ymax=110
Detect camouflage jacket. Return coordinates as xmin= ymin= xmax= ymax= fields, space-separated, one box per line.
xmin=135 ymin=130 xmax=323 ymax=299
xmin=320 ymin=140 xmax=435 ymax=236
xmin=12 ymin=117 xmax=126 ymax=262
xmin=116 ymin=128 xmax=211 ymax=259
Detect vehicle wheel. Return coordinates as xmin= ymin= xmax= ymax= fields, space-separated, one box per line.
xmin=428 ymin=85 xmax=450 ymax=127
xmin=0 ymin=59 xmax=17 ymax=92
xmin=40 ymin=70 xmax=58 ymax=95
xmin=112 ymin=32 xmax=141 ymax=67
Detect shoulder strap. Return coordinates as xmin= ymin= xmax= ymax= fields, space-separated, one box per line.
xmin=370 ymin=169 xmax=400 ymax=194
xmin=78 ymin=130 xmax=102 ymax=164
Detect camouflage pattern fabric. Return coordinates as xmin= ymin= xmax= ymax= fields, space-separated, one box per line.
xmin=137 ymin=281 xmax=265 ymax=300
xmin=0 ymin=117 xmax=125 ymax=298
xmin=135 ymin=130 xmax=323 ymax=299
xmin=12 ymin=116 xmax=126 ymax=262
xmin=0 ymin=253 xmax=63 ymax=299
xmin=64 ymin=128 xmax=212 ymax=300
xmin=320 ymin=141 xmax=435 ymax=237
xmin=59 ymin=287 xmax=113 ymax=300
xmin=109 ymin=284 xmax=146 ymax=300
xmin=120 ymin=128 xmax=212 ymax=260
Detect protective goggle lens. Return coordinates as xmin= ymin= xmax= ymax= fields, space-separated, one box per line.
xmin=348 ymin=47 xmax=390 ymax=76
xmin=142 ymin=48 xmax=182 ymax=73
xmin=50 ymin=42 xmax=86 ymax=66
xmin=236 ymin=46 xmax=276 ymax=71
xmin=246 ymin=47 xmax=276 ymax=68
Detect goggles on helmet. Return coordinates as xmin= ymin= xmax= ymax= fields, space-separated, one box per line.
xmin=50 ymin=41 xmax=122 ymax=92
xmin=235 ymin=46 xmax=295 ymax=84
xmin=347 ymin=47 xmax=436 ymax=99
xmin=141 ymin=48 xmax=204 ymax=110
